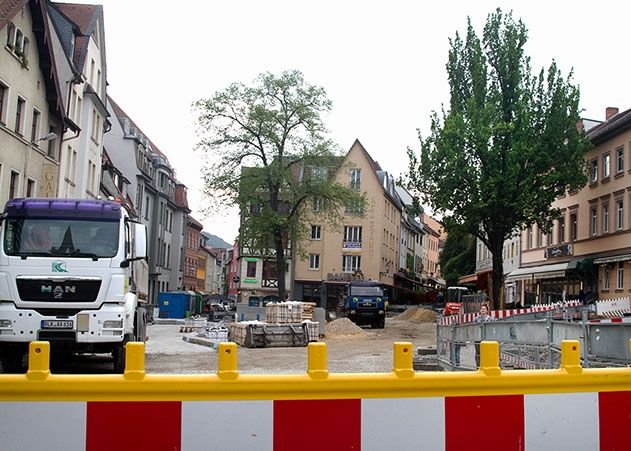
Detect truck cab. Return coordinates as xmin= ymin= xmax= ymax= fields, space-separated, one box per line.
xmin=343 ymin=281 xmax=387 ymax=329
xmin=0 ymin=198 xmax=147 ymax=373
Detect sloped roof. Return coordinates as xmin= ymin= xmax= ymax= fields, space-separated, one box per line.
xmin=188 ymin=215 xmax=204 ymax=231
xmin=587 ymin=108 xmax=631 ymax=145
xmin=54 ymin=2 xmax=102 ymax=73
xmin=0 ymin=0 xmax=27 ymax=30
xmin=108 ymin=96 xmax=169 ymax=160
xmin=0 ymin=1 xmax=65 ymax=120
xmin=175 ymin=183 xmax=190 ymax=211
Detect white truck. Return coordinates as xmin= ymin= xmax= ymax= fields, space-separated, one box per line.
xmin=0 ymin=198 xmax=148 ymax=373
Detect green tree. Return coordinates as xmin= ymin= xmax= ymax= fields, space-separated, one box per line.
xmin=439 ymin=229 xmax=476 ymax=287
xmin=407 ymin=10 xmax=590 ymax=309
xmin=194 ymin=70 xmax=363 ymax=301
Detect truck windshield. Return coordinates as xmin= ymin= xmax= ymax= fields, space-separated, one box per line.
xmin=3 ymin=218 xmax=119 ymax=258
xmin=350 ymin=286 xmax=384 ymax=297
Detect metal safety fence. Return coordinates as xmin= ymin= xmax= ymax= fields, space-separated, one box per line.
xmin=438 ymin=317 xmax=631 ymax=371
xmin=1 ymin=340 xmax=631 ymax=450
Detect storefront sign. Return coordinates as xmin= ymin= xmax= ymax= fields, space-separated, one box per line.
xmin=326 ymin=272 xmax=364 ymax=282
xmin=545 ymin=244 xmax=573 ymax=259
xmin=244 ymin=278 xmax=257 ymax=284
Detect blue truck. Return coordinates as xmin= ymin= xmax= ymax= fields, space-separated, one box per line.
xmin=342 ymin=281 xmax=387 ymax=329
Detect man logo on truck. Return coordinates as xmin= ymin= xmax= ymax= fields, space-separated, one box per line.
xmin=41 ymin=285 xmax=76 ymax=299
xmin=52 ymin=261 xmax=68 ymax=273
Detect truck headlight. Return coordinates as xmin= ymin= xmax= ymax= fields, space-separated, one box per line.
xmin=350 ymin=310 xmax=356 ymax=314
xmin=0 ymin=319 xmax=12 ymax=328
xmin=103 ymin=320 xmax=123 ymax=329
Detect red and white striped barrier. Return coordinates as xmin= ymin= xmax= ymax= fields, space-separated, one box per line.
xmin=2 ymin=391 xmax=630 ymax=450
xmin=439 ymin=300 xmax=581 ymax=326
xmin=595 ymin=297 xmax=631 ymax=318
xmin=589 ymin=317 xmax=631 ymax=324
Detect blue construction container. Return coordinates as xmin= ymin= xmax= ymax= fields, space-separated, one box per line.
xmin=157 ymin=291 xmax=194 ymax=319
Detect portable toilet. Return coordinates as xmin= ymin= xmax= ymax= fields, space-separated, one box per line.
xmin=157 ymin=291 xmax=193 ymax=319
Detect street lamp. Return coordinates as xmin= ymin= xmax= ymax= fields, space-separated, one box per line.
xmin=32 ymin=132 xmax=57 ymax=144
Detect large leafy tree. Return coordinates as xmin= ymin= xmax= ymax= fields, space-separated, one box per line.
xmin=194 ymin=70 xmax=362 ymax=301
xmin=439 ymin=229 xmax=476 ymax=287
xmin=407 ymin=10 xmax=590 ymax=309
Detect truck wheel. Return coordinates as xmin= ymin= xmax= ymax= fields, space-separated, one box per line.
xmin=377 ymin=317 xmax=386 ymax=329
xmin=1 ymin=348 xmax=25 ymax=373
xmin=112 ymin=335 xmax=131 ymax=374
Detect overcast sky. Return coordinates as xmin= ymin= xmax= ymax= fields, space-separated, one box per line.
xmin=77 ymin=0 xmax=630 ymax=243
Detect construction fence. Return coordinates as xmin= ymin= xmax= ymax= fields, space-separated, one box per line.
xmin=1 ymin=340 xmax=631 ymax=450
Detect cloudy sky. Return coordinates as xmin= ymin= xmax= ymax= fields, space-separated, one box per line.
xmin=78 ymin=0 xmax=630 ymax=243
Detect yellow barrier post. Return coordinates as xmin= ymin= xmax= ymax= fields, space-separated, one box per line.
xmin=392 ymin=342 xmax=414 ymax=378
xmin=307 ymin=342 xmax=328 ymax=379
xmin=26 ymin=341 xmax=50 ymax=381
xmin=123 ymin=342 xmax=146 ymax=380
xmin=560 ymin=340 xmax=582 ymax=374
xmin=217 ymin=342 xmax=239 ymax=380
xmin=479 ymin=341 xmax=501 ymax=376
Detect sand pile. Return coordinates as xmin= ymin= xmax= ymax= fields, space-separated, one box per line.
xmin=326 ymin=318 xmax=367 ymax=336
xmin=395 ymin=307 xmax=438 ymax=323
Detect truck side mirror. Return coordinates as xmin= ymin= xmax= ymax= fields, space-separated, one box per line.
xmin=126 ymin=221 xmax=147 ymax=261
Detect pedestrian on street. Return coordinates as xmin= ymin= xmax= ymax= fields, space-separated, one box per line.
xmin=474 ymin=303 xmax=495 ymax=367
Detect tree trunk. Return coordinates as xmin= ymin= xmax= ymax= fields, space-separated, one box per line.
xmin=274 ymin=233 xmax=287 ymax=301
xmin=488 ymin=234 xmax=505 ymax=311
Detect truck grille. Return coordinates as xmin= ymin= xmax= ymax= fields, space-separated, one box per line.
xmin=17 ymin=279 xmax=101 ymax=302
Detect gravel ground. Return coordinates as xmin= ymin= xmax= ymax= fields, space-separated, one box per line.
xmin=144 ymin=314 xmax=437 ymax=374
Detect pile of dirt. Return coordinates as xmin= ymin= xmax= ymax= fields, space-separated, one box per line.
xmin=395 ymin=307 xmax=438 ymax=323
xmin=326 ymin=318 xmax=367 ymax=336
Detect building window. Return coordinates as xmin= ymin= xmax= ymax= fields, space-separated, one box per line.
xmin=590 ymin=159 xmax=598 ymax=183
xmin=616 ymin=199 xmax=624 ymax=230
xmin=26 ymin=178 xmax=35 ymax=197
xmin=570 ymin=213 xmax=578 ymax=241
xmin=15 ymin=97 xmax=25 ymax=135
xmin=262 ymin=260 xmax=278 ymax=279
xmin=9 ymin=170 xmax=19 ymax=199
xmin=558 ymin=217 xmax=565 ymax=243
xmin=342 ymin=255 xmax=361 ymax=272
xmin=345 ymin=198 xmax=363 ymax=215
xmin=590 ymin=207 xmax=598 ymax=236
xmin=616 ymin=147 xmax=624 ymax=173
xmin=602 ymin=203 xmax=609 ymax=233
xmin=602 ymin=153 xmax=610 ymax=179
xmin=603 ymin=266 xmax=610 ymax=290
xmin=616 ymin=262 xmax=624 ymax=290
xmin=91 ymin=109 xmax=101 ymax=143
xmin=527 ymin=227 xmax=533 ymax=249
xmin=30 ymin=109 xmax=40 ymax=143
xmin=344 ymin=226 xmax=362 ymax=243
xmin=312 ymin=167 xmax=327 ymax=180
xmin=0 ymin=82 xmax=8 ymax=124
xmin=309 ymin=254 xmax=320 ymax=270
xmin=46 ymin=126 xmax=57 ymax=158
xmin=310 ymin=225 xmax=321 ymax=240
xmin=246 ymin=261 xmax=256 ymax=278
xmin=313 ymin=197 xmax=322 ymax=211
xmin=350 ymin=169 xmax=361 ymax=190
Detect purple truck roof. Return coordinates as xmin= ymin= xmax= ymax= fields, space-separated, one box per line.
xmin=4 ymin=198 xmax=122 ymax=220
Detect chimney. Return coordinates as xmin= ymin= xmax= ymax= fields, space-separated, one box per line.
xmin=606 ymin=107 xmax=619 ymax=120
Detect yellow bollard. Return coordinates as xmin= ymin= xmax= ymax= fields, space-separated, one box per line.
xmin=217 ymin=342 xmax=239 ymax=380
xmin=393 ymin=342 xmax=414 ymax=378
xmin=479 ymin=341 xmax=501 ymax=376
xmin=124 ymin=342 xmax=146 ymax=380
xmin=307 ymin=342 xmax=329 ymax=379
xmin=560 ymin=340 xmax=582 ymax=374
xmin=26 ymin=341 xmax=50 ymax=381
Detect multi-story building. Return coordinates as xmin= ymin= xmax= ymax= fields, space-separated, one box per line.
xmin=183 ymin=216 xmax=204 ymax=291
xmin=421 ymin=214 xmax=444 ymax=286
xmin=292 ymin=139 xmax=403 ymax=308
xmin=472 ymin=234 xmax=521 ymax=304
xmin=105 ymin=97 xmax=188 ymax=304
xmin=509 ymin=107 xmax=630 ymax=304
xmin=0 ymin=0 xmax=67 ymax=203
xmin=226 ymin=246 xmax=239 ymax=301
xmin=48 ymin=2 xmax=108 ymax=199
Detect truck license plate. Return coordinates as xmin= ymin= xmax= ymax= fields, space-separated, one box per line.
xmin=41 ymin=320 xmax=73 ymax=329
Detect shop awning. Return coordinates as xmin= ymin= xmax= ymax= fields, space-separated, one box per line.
xmin=505 ymin=262 xmax=569 ymax=282
xmin=593 ymin=254 xmax=631 ymax=265
xmin=458 ymin=273 xmax=478 ymax=284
